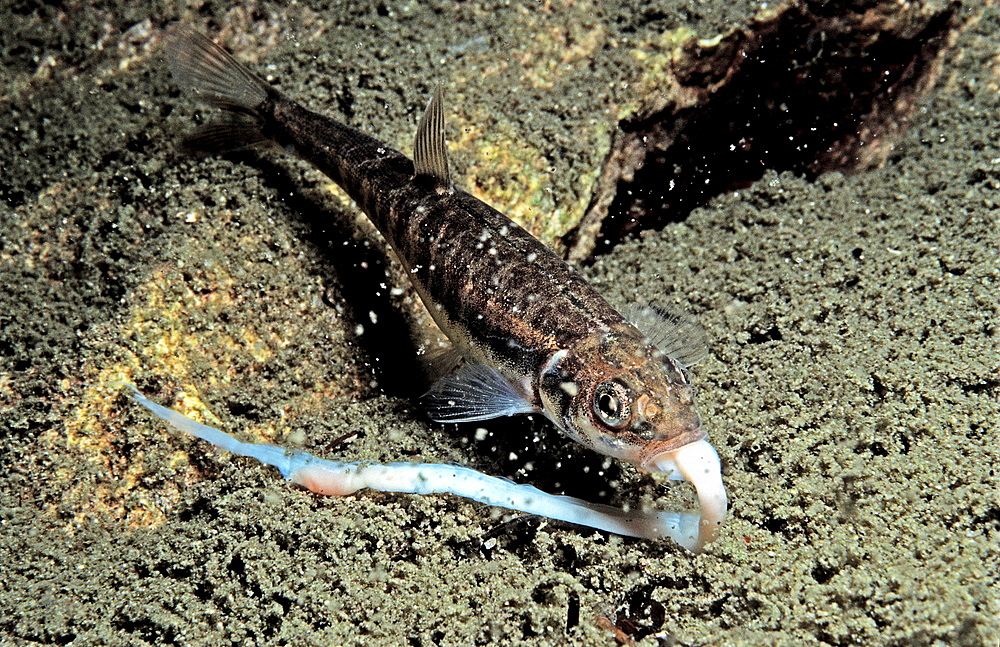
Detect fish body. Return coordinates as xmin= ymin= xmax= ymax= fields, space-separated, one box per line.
xmin=165 ymin=28 xmax=726 ymax=547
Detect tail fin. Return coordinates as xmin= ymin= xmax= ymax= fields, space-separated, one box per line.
xmin=164 ymin=25 xmax=275 ymax=151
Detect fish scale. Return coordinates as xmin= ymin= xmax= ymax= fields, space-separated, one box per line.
xmin=269 ymin=93 xmax=605 ymax=366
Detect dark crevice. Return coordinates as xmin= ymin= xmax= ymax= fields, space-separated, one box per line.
xmin=564 ymin=0 xmax=963 ymax=262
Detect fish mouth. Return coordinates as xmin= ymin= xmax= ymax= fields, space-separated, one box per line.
xmin=644 ymin=438 xmax=728 ymax=552
xmin=632 ymin=425 xmax=706 ymax=467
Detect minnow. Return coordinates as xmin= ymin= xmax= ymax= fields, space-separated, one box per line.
xmin=154 ymin=26 xmax=727 ymax=551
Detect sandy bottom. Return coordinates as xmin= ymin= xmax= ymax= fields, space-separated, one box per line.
xmin=1 ymin=1 xmax=997 ymax=645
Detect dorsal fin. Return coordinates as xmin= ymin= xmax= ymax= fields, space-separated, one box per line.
xmin=413 ymin=85 xmax=451 ymax=187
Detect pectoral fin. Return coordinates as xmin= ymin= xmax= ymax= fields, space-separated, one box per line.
xmin=623 ymin=304 xmax=708 ymax=367
xmin=422 ymin=363 xmax=537 ymax=422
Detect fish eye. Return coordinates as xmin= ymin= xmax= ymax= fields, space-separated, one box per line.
xmin=593 ymin=382 xmax=630 ymax=429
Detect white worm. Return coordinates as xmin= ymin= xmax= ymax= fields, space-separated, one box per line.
xmin=128 ymin=386 xmax=723 ymax=552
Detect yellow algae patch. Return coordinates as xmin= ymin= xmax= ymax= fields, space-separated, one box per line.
xmin=41 ymin=363 xmax=217 ymax=529
xmin=450 ymin=0 xmax=609 ymax=87
xmin=454 ymin=121 xmax=592 ymax=247
xmin=52 ymin=371 xmax=281 ymax=530
xmin=123 ymin=255 xmax=320 ymax=388
xmin=42 ymin=253 xmax=317 ymax=528
xmin=618 ymin=26 xmax=701 ymax=120
xmin=240 ymin=326 xmax=274 ymax=364
xmin=38 ymin=208 xmax=380 ymax=530
xmin=46 ymin=364 xmax=177 ymax=529
xmin=172 ymin=389 xmax=225 ymax=428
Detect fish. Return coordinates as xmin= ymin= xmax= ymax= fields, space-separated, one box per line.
xmin=162 ymin=26 xmax=727 ymax=551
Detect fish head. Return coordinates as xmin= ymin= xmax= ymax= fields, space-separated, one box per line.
xmin=539 ymin=330 xmax=705 ymax=469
